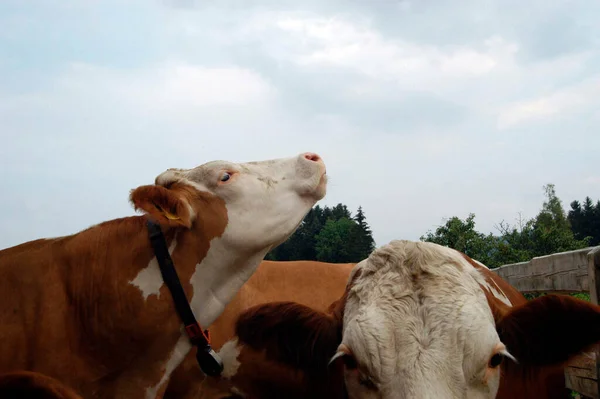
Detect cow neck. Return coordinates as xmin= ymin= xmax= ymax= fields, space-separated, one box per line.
xmin=146 ymin=219 xmax=224 ymax=377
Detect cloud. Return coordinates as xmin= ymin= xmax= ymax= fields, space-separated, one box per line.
xmin=174 ymin=9 xmax=597 ymax=130
xmin=56 ymin=61 xmax=275 ymax=112
xmin=497 ymin=75 xmax=600 ymax=129
xmin=1 ymin=0 xmax=599 ymax=251
xmin=0 ymin=60 xmax=279 ymax=165
xmin=583 ymin=176 xmax=600 ymax=186
xmin=274 ymin=16 xmax=515 ymax=79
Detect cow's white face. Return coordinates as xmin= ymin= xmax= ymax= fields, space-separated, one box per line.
xmin=156 ymin=152 xmax=327 ymax=253
xmin=336 ymin=240 xmax=515 ymax=399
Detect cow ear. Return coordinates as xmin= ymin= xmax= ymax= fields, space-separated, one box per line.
xmin=496 ymin=294 xmax=600 ymax=366
xmin=129 ymin=184 xmax=193 ymax=228
xmin=235 ymin=301 xmax=342 ymax=375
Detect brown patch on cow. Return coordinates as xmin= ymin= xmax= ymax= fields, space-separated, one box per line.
xmin=219 ymin=343 xmax=346 ymax=399
xmin=164 ymin=260 xmax=356 ymax=399
xmin=196 ymin=374 xmax=242 ymax=399
xmin=481 ymin=287 xmax=511 ymax=324
xmin=497 ymin=294 xmax=600 ymax=366
xmin=0 ymin=182 xmax=229 ymax=397
xmin=489 ymin=294 xmax=600 ymax=399
xmin=459 ymin=252 xmax=525 ymax=305
xmin=235 ymin=302 xmax=341 ymax=377
xmin=233 ymin=268 xmax=361 ymax=382
xmin=163 ymin=347 xmax=207 ymax=399
xmin=233 ymin=345 xmax=312 ymax=398
xmin=0 ymin=371 xmax=83 ymax=399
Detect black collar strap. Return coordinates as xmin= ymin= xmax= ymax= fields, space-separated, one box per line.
xmin=146 ymin=219 xmax=224 ymax=377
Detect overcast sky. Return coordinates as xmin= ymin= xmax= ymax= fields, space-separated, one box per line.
xmin=1 ymin=0 xmax=598 ymax=250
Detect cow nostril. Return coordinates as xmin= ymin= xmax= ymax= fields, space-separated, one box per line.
xmin=303 ymin=152 xmax=321 ymax=162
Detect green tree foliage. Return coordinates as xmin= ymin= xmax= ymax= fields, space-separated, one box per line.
xmin=265 ymin=204 xmax=376 ymax=263
xmin=495 ymin=184 xmax=590 ymax=264
xmin=268 ymin=183 xmax=596 ymax=271
xmin=315 ymin=217 xmax=357 ymax=262
xmin=493 ymin=215 xmax=538 ymax=266
xmin=353 ymin=206 xmax=376 ymax=258
xmin=421 ymin=184 xmax=591 ymax=268
xmin=420 ymin=213 xmax=501 ymax=267
xmin=568 ymin=196 xmax=600 ymax=246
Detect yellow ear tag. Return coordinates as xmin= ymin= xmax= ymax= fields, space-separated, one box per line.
xmin=164 ymin=211 xmax=181 ymax=221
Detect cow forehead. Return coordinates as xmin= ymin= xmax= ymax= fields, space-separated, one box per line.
xmin=346 ymin=240 xmax=486 ymax=303
xmin=342 ymin=241 xmax=498 ymax=373
xmin=198 ymin=157 xmax=291 ymax=170
xmin=157 ymin=159 xmax=288 ymax=186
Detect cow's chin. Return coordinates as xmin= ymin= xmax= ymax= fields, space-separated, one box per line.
xmin=313 ymin=173 xmax=328 ymax=200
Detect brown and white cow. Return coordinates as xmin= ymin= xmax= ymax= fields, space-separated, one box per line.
xmin=206 ymin=240 xmax=600 ymax=399
xmin=0 ymin=152 xmax=327 ymax=398
xmin=163 ymin=259 xmax=355 ymax=399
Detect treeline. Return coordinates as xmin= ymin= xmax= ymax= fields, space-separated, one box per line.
xmin=421 ymin=184 xmax=600 ymax=268
xmin=569 ymin=196 xmax=600 ymax=246
xmin=265 ymin=204 xmax=376 ymax=263
xmin=268 ymin=184 xmax=600 ymax=269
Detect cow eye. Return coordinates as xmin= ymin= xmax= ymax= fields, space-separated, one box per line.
xmin=220 ymin=172 xmax=231 ymax=182
xmin=489 ymin=353 xmax=503 ymax=368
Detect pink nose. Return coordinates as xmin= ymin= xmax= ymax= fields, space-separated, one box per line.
xmin=302 ymin=152 xmax=322 ymax=163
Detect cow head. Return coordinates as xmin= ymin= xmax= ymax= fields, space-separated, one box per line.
xmin=129 ymin=152 xmax=327 ymax=255
xmin=126 ymin=152 xmax=327 ymax=330
xmin=210 ymin=241 xmax=600 ymax=398
xmin=333 ymin=240 xmax=600 ymax=399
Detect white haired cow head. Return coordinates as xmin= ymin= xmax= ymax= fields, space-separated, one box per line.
xmin=132 ymin=152 xmax=327 ymax=255
xmin=333 ymin=240 xmax=600 ymax=399
xmin=202 ymin=240 xmax=600 ymax=399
